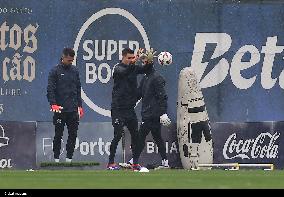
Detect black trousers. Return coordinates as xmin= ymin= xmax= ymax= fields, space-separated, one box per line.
xmin=53 ymin=111 xmax=79 ymax=159
xmin=109 ymin=108 xmax=140 ymax=164
xmin=137 ymin=118 xmax=167 ymax=161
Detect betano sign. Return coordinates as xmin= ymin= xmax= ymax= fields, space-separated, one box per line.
xmin=191 ymin=33 xmax=284 ymax=90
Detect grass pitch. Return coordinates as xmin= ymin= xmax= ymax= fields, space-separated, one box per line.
xmin=1 ymin=169 xmax=284 ymax=189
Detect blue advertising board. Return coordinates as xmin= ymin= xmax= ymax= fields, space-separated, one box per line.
xmin=36 ymin=122 xmax=120 ymax=168
xmin=1 ymin=0 xmax=284 ymax=123
xmin=0 ymin=121 xmax=36 ymax=169
xmin=36 ymin=122 xmax=181 ymax=169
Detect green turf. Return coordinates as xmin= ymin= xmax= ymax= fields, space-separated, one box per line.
xmin=1 ymin=169 xmax=284 ymax=189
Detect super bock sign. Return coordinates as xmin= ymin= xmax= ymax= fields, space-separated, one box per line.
xmin=73 ymin=8 xmax=150 ymax=117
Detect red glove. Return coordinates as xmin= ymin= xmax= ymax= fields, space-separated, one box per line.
xmin=50 ymin=105 xmax=63 ymax=113
xmin=78 ymin=107 xmax=84 ymax=118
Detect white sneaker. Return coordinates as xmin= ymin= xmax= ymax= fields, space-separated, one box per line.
xmin=65 ymin=158 xmax=72 ymax=163
xmin=54 ymin=159 xmax=60 ymax=163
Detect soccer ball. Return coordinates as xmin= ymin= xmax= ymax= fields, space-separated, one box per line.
xmin=158 ymin=51 xmax=173 ymax=66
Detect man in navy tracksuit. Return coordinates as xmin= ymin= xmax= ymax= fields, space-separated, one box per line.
xmin=47 ymin=48 xmax=84 ymax=163
xmin=108 ymin=48 xmax=151 ymax=171
xmin=126 ymin=49 xmax=171 ymax=169
xmin=135 ymin=51 xmax=172 ymax=168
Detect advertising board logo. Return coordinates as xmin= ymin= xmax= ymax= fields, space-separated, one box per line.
xmin=0 ymin=125 xmax=12 ymax=168
xmin=74 ymin=8 xmax=150 ymax=117
xmin=191 ymin=33 xmax=284 ymax=90
xmin=223 ymin=132 xmax=280 ymax=159
xmin=0 ymin=125 xmax=9 ymax=148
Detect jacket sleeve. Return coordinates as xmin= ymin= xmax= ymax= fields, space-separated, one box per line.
xmin=113 ymin=64 xmax=134 ymax=78
xmin=76 ymin=69 xmax=82 ymax=107
xmin=137 ymin=77 xmax=144 ymax=101
xmin=46 ymin=68 xmax=57 ymax=105
xmin=153 ymin=76 xmax=168 ymax=115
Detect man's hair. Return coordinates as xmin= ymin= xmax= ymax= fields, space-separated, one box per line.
xmin=122 ymin=48 xmax=134 ymax=57
xmin=62 ymin=47 xmax=75 ymax=57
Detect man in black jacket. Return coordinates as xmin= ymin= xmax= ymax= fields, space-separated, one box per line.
xmin=47 ymin=48 xmax=84 ymax=163
xmin=135 ymin=49 xmax=171 ymax=169
xmin=108 ymin=47 xmax=149 ymax=171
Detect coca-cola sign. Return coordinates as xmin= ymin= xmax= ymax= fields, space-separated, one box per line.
xmin=210 ymin=121 xmax=284 ymax=169
xmin=223 ymin=132 xmax=280 ymax=160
